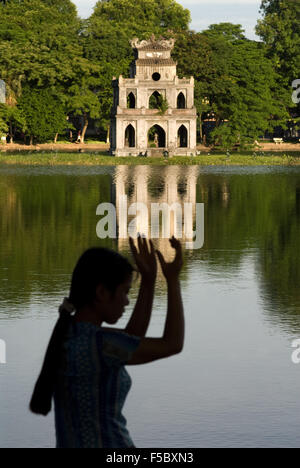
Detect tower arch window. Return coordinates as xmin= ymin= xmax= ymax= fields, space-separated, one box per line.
xmin=177 ymin=92 xmax=186 ymax=109
xmin=149 ymin=91 xmax=162 ymax=109
xmin=178 ymin=125 xmax=188 ymax=148
xmin=127 ymin=92 xmax=136 ymax=109
xmin=125 ymin=124 xmax=135 ymax=147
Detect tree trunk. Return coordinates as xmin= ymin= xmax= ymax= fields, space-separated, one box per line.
xmin=106 ymin=124 xmax=110 ymax=144
xmin=198 ymin=114 xmax=203 ymax=142
xmin=54 ymin=133 xmax=58 ymax=143
xmin=81 ymin=113 xmax=88 ymax=143
xmin=9 ymin=120 xmax=13 ymax=144
xmin=30 ymin=135 xmax=33 ymax=146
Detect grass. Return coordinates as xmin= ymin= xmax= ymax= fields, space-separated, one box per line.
xmin=54 ymin=140 xmax=108 ymax=145
xmin=0 ymin=151 xmax=300 ymax=166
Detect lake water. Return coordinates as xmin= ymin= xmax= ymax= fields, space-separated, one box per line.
xmin=0 ymin=164 xmax=300 ymax=448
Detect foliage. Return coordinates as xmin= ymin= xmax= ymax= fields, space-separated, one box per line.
xmin=149 ymin=93 xmax=169 ymax=114
xmin=256 ymin=0 xmax=300 ymax=87
xmin=66 ymin=60 xmax=102 ymax=142
xmin=256 ymin=0 xmax=300 ymax=125
xmin=0 ymin=104 xmax=8 ymax=134
xmin=157 ymin=96 xmax=169 ymax=115
xmin=174 ymin=25 xmax=289 ymax=149
xmin=0 ymin=0 xmax=99 ymax=142
xmin=18 ymin=86 xmax=67 ymax=142
xmin=0 ymin=0 xmax=82 ymax=88
xmin=203 ymin=22 xmax=247 ymax=42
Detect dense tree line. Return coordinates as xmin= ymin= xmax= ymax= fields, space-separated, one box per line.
xmin=0 ymin=0 xmax=299 ymax=148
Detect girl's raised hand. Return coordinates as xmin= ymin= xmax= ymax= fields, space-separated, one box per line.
xmin=156 ymin=236 xmax=183 ymax=282
xmin=129 ymin=235 xmax=157 ymax=283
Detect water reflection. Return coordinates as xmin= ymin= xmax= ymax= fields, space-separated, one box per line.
xmin=113 ymin=165 xmax=199 ymax=260
xmin=0 ymin=171 xmax=114 ymax=311
xmin=0 ymin=166 xmax=300 ymax=331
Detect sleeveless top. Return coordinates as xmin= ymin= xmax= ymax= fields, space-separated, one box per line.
xmin=54 ymin=321 xmax=141 ymax=448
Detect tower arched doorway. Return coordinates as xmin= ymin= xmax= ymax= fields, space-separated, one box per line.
xmin=178 ymin=125 xmax=188 ymax=148
xmin=148 ymin=125 xmax=166 ymax=148
xmin=125 ymin=124 xmax=135 ymax=147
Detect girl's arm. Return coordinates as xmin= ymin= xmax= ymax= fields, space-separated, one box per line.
xmin=124 ymin=236 xmax=157 ymax=337
xmin=124 ymin=277 xmax=155 ymax=337
xmin=127 ymin=237 xmax=185 ymax=365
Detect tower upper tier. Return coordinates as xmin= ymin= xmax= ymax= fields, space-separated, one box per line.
xmin=130 ymin=35 xmax=177 ymax=81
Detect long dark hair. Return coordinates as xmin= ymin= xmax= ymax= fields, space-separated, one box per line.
xmin=30 ymin=247 xmax=134 ymax=416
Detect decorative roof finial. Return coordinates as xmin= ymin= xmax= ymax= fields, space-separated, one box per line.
xmin=130 ymin=36 xmax=176 ymax=50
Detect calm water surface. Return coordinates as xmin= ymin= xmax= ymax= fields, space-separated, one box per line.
xmin=0 ymin=164 xmax=300 ymax=448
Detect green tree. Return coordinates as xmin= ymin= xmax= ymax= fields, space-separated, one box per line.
xmin=0 ymin=0 xmax=103 ymax=143
xmin=174 ymin=25 xmax=289 ymax=149
xmin=256 ymin=0 xmax=300 ymax=135
xmin=0 ymin=0 xmax=82 ymax=88
xmin=0 ymin=104 xmax=8 ymax=137
xmin=203 ymin=22 xmax=247 ymax=42
xmin=19 ymin=86 xmax=67 ymax=144
xmin=67 ymin=62 xmax=102 ymax=143
xmin=4 ymin=105 xmax=27 ymax=143
xmin=256 ymin=0 xmax=300 ymax=87
xmin=210 ymin=38 xmax=289 ymax=149
xmin=173 ymin=30 xmax=217 ymax=140
xmin=0 ymin=76 xmax=26 ymax=143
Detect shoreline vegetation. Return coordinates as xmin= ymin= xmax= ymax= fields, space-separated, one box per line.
xmin=0 ymin=151 xmax=300 ymax=167
xmin=1 ymin=142 xmax=300 ymax=166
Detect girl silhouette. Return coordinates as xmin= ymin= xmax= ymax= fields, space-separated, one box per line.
xmin=30 ymin=236 xmax=184 ymax=448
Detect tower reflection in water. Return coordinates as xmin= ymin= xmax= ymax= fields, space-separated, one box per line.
xmin=112 ymin=165 xmax=200 ymax=261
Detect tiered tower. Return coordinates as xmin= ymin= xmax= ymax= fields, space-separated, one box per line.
xmin=110 ymin=35 xmax=197 ymax=157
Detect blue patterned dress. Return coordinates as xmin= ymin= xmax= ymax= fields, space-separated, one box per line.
xmin=54 ymin=322 xmax=140 ymax=448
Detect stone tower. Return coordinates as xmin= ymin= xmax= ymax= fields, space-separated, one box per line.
xmin=110 ymin=35 xmax=197 ymax=157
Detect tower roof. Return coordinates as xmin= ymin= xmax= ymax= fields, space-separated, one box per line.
xmin=130 ymin=35 xmax=175 ymax=52
xmin=136 ymin=58 xmax=175 ymax=66
xmin=138 ymin=43 xmax=169 ymax=51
